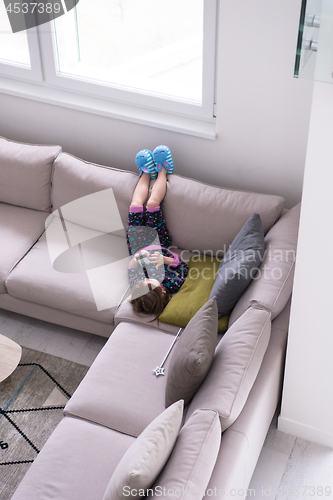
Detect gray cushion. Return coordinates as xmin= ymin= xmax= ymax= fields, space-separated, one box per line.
xmin=103 ymin=401 xmax=184 ymax=500
xmin=209 ymin=213 xmax=265 ymax=317
xmin=229 ymin=203 xmax=301 ymax=324
xmin=0 ymin=136 xmax=61 ymax=211
xmin=151 ymin=409 xmax=221 ymax=500
xmin=165 ymin=297 xmax=218 ymax=408
xmin=186 ymin=305 xmax=271 ymax=431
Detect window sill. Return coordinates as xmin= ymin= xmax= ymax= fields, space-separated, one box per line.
xmin=0 ymin=76 xmax=217 ymax=140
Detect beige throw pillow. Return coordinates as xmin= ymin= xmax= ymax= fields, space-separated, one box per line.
xmin=151 ymin=409 xmax=221 ymax=500
xmin=0 ymin=136 xmax=61 ymax=211
xmin=103 ymin=400 xmax=184 ymax=500
xmin=165 ymin=297 xmax=218 ymax=408
xmin=186 ymin=305 xmax=272 ymax=431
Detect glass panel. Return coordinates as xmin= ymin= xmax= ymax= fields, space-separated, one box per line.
xmin=295 ymin=0 xmax=333 ymax=83
xmin=53 ymin=0 xmax=203 ymax=103
xmin=0 ymin=1 xmax=30 ymax=67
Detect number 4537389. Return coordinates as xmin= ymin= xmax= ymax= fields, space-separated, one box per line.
xmin=6 ymin=3 xmax=62 ymax=14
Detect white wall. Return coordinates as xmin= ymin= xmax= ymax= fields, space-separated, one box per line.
xmin=278 ymin=81 xmax=333 ymax=448
xmin=0 ymin=0 xmax=313 ymax=208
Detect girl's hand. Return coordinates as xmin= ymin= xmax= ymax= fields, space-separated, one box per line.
xmin=149 ymin=252 xmax=164 ymax=268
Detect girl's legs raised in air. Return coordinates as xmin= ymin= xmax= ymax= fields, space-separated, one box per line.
xmin=146 ymin=167 xmax=172 ymax=248
xmin=130 ymin=172 xmax=150 ymax=208
xmin=127 ymin=167 xmax=171 ymax=251
xmin=127 ymin=172 xmax=150 ymax=254
xmin=147 ymin=167 xmax=167 ymax=208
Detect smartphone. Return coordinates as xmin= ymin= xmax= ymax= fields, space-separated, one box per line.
xmin=135 ymin=251 xmax=151 ymax=267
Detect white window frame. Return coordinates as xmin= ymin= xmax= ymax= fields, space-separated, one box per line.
xmin=0 ymin=1 xmax=218 ymax=137
xmin=0 ymin=26 xmax=43 ymax=82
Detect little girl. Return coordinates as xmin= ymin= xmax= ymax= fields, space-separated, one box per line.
xmin=127 ymin=146 xmax=188 ymax=320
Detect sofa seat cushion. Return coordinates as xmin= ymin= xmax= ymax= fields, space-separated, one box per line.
xmin=11 ymin=416 xmax=135 ymax=500
xmin=115 ymin=300 xmax=184 ymax=334
xmin=51 ymin=153 xmax=139 ymax=229
xmin=5 ymin=233 xmax=116 ymax=324
xmin=0 ymin=203 xmax=48 ymax=293
xmin=103 ymin=401 xmax=184 ymax=500
xmin=162 ymin=175 xmax=285 ymax=254
xmin=0 ymin=136 xmax=61 ymax=211
xmin=229 ymin=203 xmax=301 ymax=325
xmin=64 ymin=322 xmax=184 ymax=437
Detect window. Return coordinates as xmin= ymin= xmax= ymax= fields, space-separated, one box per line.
xmin=0 ymin=8 xmax=30 ymax=67
xmin=0 ymin=1 xmax=44 ymax=81
xmin=0 ymin=0 xmax=217 ymax=132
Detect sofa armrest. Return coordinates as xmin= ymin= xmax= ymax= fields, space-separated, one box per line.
xmin=114 ymin=300 xmax=181 ymax=335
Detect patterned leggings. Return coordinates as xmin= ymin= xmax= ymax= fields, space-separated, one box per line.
xmin=126 ymin=208 xmax=172 ymax=255
xmin=126 ymin=208 xmax=188 ymax=294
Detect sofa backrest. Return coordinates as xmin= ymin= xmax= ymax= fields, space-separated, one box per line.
xmin=0 ymin=136 xmax=61 ymax=212
xmin=51 ymin=152 xmax=285 ymax=254
xmin=51 ymin=153 xmax=139 ymax=229
xmin=162 ymin=175 xmax=285 ymax=255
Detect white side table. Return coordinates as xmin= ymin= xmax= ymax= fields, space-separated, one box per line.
xmin=0 ymin=335 xmax=22 ymax=383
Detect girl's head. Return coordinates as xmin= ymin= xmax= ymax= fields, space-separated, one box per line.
xmin=130 ymin=279 xmax=171 ymax=321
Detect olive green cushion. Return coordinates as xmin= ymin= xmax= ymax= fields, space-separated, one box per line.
xmin=159 ymin=257 xmax=229 ymax=332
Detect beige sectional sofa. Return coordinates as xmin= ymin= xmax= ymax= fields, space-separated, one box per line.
xmin=0 ymin=136 xmax=300 ymax=499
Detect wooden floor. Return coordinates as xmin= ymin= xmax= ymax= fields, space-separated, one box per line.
xmin=247 ymin=412 xmax=333 ymax=498
xmin=1 ymin=308 xmax=333 ymax=499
